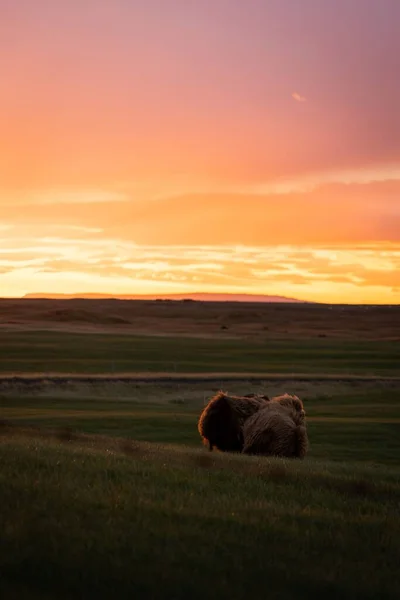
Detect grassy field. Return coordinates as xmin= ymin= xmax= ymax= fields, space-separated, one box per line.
xmin=1 ymin=329 xmax=399 ymax=375
xmin=1 ymin=380 xmax=400 ymax=465
xmin=1 ymin=300 xmax=400 ymax=598
xmin=1 ymin=425 xmax=400 ymax=600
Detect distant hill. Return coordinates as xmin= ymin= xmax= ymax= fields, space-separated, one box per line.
xmin=23 ymin=292 xmax=309 ymax=303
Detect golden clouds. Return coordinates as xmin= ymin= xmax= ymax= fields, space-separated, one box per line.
xmin=1 ymin=224 xmax=399 ymax=302
xmin=1 ymin=174 xmax=399 ymax=302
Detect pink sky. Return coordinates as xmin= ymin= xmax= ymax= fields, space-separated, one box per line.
xmin=1 ymin=0 xmax=399 ymax=302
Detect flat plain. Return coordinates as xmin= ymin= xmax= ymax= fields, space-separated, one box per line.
xmin=0 ymin=299 xmax=399 ymax=599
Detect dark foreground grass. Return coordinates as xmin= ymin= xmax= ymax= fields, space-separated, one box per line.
xmin=1 ymin=330 xmax=399 ymax=375
xmin=1 ymin=429 xmax=400 ymax=600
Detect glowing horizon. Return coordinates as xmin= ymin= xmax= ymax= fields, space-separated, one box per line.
xmin=1 ymin=1 xmax=399 ymax=304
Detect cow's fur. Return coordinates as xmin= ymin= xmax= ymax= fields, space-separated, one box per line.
xmin=270 ymin=393 xmax=306 ymax=425
xmin=197 ymin=391 xmax=269 ymax=452
xmin=242 ymin=395 xmax=308 ymax=458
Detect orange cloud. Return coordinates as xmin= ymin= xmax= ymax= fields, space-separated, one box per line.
xmin=1 ymin=223 xmax=400 ymax=302
xmin=1 ymin=178 xmax=400 ymax=302
xmin=2 ymin=179 xmax=399 ymax=247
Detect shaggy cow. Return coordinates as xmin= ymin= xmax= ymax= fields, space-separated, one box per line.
xmin=270 ymin=393 xmax=306 ymax=425
xmin=198 ymin=391 xmax=269 ymax=452
xmin=242 ymin=394 xmax=308 ymax=458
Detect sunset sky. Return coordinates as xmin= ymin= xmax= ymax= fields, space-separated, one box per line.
xmin=1 ymin=0 xmax=399 ymax=303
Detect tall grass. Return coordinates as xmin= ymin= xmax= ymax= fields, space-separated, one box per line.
xmin=1 ymin=429 xmax=400 ymax=600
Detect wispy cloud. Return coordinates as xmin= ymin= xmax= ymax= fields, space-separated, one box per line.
xmin=1 ymin=178 xmax=400 ymax=249
xmin=1 ymin=189 xmax=128 ymax=207
xmin=292 ymin=92 xmax=307 ymax=102
xmin=3 ymin=164 xmax=399 ymax=218
xmin=1 ymin=232 xmax=400 ymax=302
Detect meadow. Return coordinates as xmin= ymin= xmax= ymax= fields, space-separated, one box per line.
xmin=1 ymin=329 xmax=399 ymax=375
xmin=0 ymin=300 xmax=400 ymax=598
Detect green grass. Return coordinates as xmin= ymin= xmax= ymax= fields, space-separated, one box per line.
xmin=1 ymin=374 xmax=400 ymax=598
xmin=1 ymin=330 xmax=399 ymax=374
xmin=1 ymin=431 xmax=400 ymax=600
xmin=2 ymin=383 xmax=400 ymax=465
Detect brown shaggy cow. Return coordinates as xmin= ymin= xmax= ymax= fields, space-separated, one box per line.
xmin=242 ymin=394 xmax=308 ymax=458
xmin=197 ymin=391 xmax=269 ymax=452
xmin=270 ymin=393 xmax=306 ymax=425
